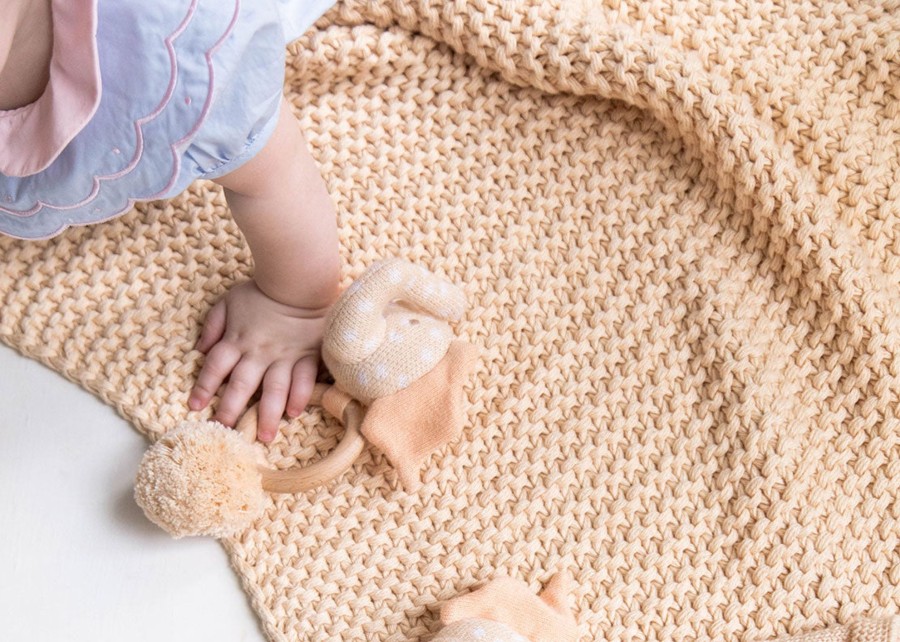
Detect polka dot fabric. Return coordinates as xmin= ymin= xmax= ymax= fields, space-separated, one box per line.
xmin=433 ymin=619 xmax=526 ymax=642
xmin=322 ymin=257 xmax=467 ymax=405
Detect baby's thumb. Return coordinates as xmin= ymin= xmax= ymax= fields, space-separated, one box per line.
xmin=196 ymin=300 xmax=227 ymax=353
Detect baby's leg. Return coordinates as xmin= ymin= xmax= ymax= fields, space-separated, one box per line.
xmin=188 ymin=99 xmax=341 ymax=442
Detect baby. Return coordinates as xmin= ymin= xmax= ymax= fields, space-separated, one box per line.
xmin=0 ymin=0 xmax=341 ymax=442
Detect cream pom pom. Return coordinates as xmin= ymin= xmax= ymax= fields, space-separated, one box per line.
xmin=134 ymin=420 xmax=266 ymax=539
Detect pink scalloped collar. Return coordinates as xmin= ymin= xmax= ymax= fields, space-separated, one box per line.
xmin=0 ymin=0 xmax=100 ymax=178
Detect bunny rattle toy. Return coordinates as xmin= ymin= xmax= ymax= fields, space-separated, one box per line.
xmin=134 ymin=258 xmax=479 ymax=538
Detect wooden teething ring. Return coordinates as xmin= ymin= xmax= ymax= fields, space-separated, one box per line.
xmin=235 ymin=383 xmax=366 ymax=493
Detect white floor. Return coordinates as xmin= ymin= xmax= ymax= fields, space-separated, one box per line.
xmin=0 ymin=345 xmax=265 ymax=641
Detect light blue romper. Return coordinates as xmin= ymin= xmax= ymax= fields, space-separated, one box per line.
xmin=0 ymin=0 xmax=336 ymax=240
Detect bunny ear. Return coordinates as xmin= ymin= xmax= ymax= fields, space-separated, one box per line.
xmin=324 ymin=258 xmax=466 ymax=366
xmin=359 ymin=340 xmax=479 ymax=490
xmin=390 ymin=259 xmax=467 ymax=322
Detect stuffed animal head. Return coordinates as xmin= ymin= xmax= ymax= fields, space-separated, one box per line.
xmin=322 ymin=258 xmax=467 ymax=404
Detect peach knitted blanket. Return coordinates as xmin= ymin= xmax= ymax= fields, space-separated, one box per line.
xmin=1 ymin=0 xmax=899 ymax=640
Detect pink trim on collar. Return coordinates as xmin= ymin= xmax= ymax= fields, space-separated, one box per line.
xmin=0 ymin=0 xmax=101 ymax=177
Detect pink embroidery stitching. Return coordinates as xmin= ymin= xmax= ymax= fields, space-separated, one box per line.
xmin=154 ymin=0 xmax=242 ymax=200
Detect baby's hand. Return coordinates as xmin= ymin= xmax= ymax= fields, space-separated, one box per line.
xmin=188 ymin=279 xmax=330 ymax=442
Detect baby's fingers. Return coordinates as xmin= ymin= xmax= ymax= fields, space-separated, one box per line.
xmin=286 ymin=356 xmax=317 ymax=418
xmin=189 ymin=342 xmax=240 ymax=411
xmin=215 ymin=359 xmax=267 ymax=428
xmin=256 ymin=361 xmax=293 ymax=443
xmin=195 ymin=299 xmax=226 ymax=354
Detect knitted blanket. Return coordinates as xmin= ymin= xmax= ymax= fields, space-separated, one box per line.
xmin=2 ymin=0 xmax=899 ymax=640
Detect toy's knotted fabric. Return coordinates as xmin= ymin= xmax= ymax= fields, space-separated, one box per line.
xmin=437 ymin=572 xmax=579 ymax=642
xmin=322 ymin=258 xmax=478 ymax=489
xmin=361 ymin=340 xmax=478 ymax=489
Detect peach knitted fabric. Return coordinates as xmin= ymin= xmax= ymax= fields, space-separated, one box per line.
xmin=359 ymin=339 xmax=480 ymax=490
xmin=771 ymin=620 xmax=900 ymax=642
xmin=2 ymin=0 xmax=900 ymax=641
xmin=786 ymin=620 xmax=900 ymax=642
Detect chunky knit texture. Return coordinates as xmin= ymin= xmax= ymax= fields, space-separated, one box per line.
xmin=431 ymin=615 xmax=900 ymax=642
xmin=783 ymin=619 xmax=900 ymax=642
xmin=1 ymin=0 xmax=900 ymax=640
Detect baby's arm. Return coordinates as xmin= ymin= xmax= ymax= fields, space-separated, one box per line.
xmin=188 ymin=99 xmax=341 ymax=442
